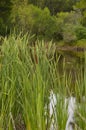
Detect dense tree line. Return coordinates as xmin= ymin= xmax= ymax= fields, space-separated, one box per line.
xmin=0 ymin=0 xmax=86 ymax=42
xmin=29 ymin=0 xmax=79 ymax=14
xmin=0 ymin=0 xmax=12 ymax=35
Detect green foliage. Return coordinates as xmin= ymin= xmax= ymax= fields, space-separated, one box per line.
xmin=56 ymin=11 xmax=81 ymax=43
xmin=0 ymin=35 xmax=57 ymax=129
xmin=76 ymin=0 xmax=86 ymax=9
xmin=63 ymin=24 xmax=77 ymax=43
xmin=29 ymin=0 xmax=78 ymax=15
xmin=10 ymin=4 xmax=83 ymax=42
xmin=1 ymin=0 xmax=86 ymax=43
xmin=75 ymin=25 xmax=86 ymax=40
xmin=81 ymin=16 xmax=86 ymax=26
xmin=10 ymin=4 xmax=60 ymax=41
xmin=0 ymin=34 xmax=86 ymax=129
xmin=76 ymin=0 xmax=86 ymax=26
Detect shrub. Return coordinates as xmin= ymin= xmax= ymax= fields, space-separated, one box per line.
xmin=75 ymin=25 xmax=86 ymax=40
xmin=56 ymin=11 xmax=81 ymax=43
xmin=10 ymin=4 xmax=59 ymax=41
xmin=63 ymin=24 xmax=77 ymax=43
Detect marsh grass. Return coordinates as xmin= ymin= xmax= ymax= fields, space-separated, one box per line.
xmin=74 ymin=52 xmax=86 ymax=130
xmin=0 ymin=34 xmax=86 ymax=130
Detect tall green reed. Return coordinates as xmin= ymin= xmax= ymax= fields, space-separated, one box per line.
xmin=74 ymin=52 xmax=86 ymax=130
xmin=0 ymin=36 xmax=54 ymax=130
xmin=0 ymin=34 xmax=85 ymax=130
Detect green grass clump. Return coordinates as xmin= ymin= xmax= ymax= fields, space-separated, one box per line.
xmin=0 ymin=34 xmax=86 ymax=130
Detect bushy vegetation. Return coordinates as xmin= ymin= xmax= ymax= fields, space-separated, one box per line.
xmin=75 ymin=25 xmax=86 ymax=40
xmin=10 ymin=4 xmax=59 ymax=41
xmin=0 ymin=0 xmax=86 ymax=44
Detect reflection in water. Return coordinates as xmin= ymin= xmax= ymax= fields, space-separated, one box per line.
xmin=57 ymin=54 xmax=84 ymax=96
xmin=49 ymin=91 xmax=76 ymax=130
xmin=49 ymin=52 xmax=85 ymax=130
xmin=49 ymin=90 xmax=57 ymax=130
xmin=65 ymin=97 xmax=76 ymax=130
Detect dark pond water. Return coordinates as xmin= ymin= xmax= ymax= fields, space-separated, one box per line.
xmin=56 ymin=49 xmax=85 ymax=96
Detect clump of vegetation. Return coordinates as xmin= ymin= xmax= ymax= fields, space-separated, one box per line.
xmin=0 ymin=0 xmax=86 ymax=44
xmin=0 ymin=34 xmax=86 ymax=130
xmin=75 ymin=25 xmax=86 ymax=40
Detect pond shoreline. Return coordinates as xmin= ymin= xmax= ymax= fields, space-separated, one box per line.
xmin=57 ymin=46 xmax=86 ymax=52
